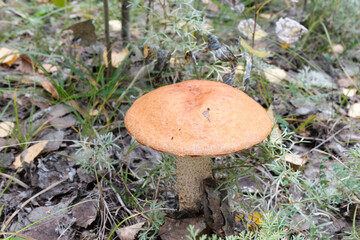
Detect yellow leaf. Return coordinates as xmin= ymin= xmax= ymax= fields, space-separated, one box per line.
xmin=240 ymin=39 xmax=269 ymax=58
xmin=0 ymin=121 xmax=14 ymax=138
xmin=281 ymin=41 xmax=292 ymax=50
xmin=13 ymin=141 xmax=49 ymax=169
xmin=0 ymin=48 xmax=20 ymax=66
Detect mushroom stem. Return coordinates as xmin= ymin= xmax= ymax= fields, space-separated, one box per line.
xmin=175 ymin=156 xmax=213 ymax=211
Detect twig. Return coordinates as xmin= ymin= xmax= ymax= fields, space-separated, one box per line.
xmin=0 ymin=232 xmax=36 ymax=240
xmin=121 ymin=0 xmax=131 ymax=46
xmin=103 ymin=0 xmax=112 ymax=78
xmin=145 ymin=0 xmax=152 ymax=35
xmin=1 ymin=177 xmax=68 ymax=231
xmin=307 ymin=125 xmax=349 ymax=153
xmin=0 ymin=172 xmax=29 ymax=189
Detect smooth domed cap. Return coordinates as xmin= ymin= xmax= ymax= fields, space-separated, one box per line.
xmin=125 ymin=80 xmax=272 ymax=157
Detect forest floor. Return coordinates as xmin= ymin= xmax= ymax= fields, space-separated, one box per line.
xmin=0 ymin=0 xmax=360 ymax=239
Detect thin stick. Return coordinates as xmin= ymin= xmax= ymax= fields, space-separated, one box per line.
xmin=0 ymin=232 xmax=36 ymax=240
xmin=103 ymin=0 xmax=112 ymax=78
xmin=0 ymin=172 xmax=29 ymax=189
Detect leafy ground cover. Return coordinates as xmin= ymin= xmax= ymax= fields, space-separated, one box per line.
xmin=0 ymin=0 xmax=359 ymax=239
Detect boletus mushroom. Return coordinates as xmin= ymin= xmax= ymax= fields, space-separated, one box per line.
xmin=124 ymin=80 xmax=272 ymax=211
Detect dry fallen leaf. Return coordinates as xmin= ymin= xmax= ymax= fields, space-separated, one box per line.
xmin=240 ymin=39 xmax=270 ymax=58
xmin=237 ymin=19 xmax=267 ymax=40
xmin=109 ymin=19 xmax=122 ymax=32
xmin=72 ymin=200 xmax=98 ymax=228
xmin=66 ymin=19 xmax=97 ymax=46
xmin=103 ymin=48 xmax=129 ymax=68
xmin=275 ymin=17 xmax=308 ymax=44
xmin=284 ymin=153 xmax=306 ymax=167
xmin=38 ymin=63 xmax=58 ymax=74
xmin=0 ymin=121 xmax=14 ymax=138
xmin=337 ymin=77 xmax=355 ymax=88
xmin=117 ymin=222 xmax=145 ymax=240
xmin=342 ymin=88 xmax=357 ymax=97
xmin=16 ymin=54 xmax=35 ymax=74
xmin=260 ymin=13 xmax=272 ymax=19
xmin=264 ymin=67 xmax=287 ymax=83
xmin=13 ymin=141 xmax=48 ymax=169
xmin=40 ymin=79 xmax=59 ymax=99
xmin=348 ymin=103 xmax=360 ymax=118
xmin=0 ymin=48 xmax=20 ymax=66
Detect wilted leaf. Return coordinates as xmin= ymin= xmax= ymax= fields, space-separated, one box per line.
xmin=275 ymin=17 xmax=308 ymax=44
xmin=159 ymin=217 xmax=207 ymax=240
xmin=237 ymin=19 xmax=267 ymax=40
xmin=13 ymin=141 xmax=48 ymax=169
xmin=40 ymin=79 xmax=59 ymax=99
xmin=337 ymin=77 xmax=355 ymax=88
xmin=103 ymin=48 xmax=129 ymax=68
xmin=240 ymin=39 xmax=270 ymax=58
xmin=38 ymin=130 xmax=64 ymax=152
xmin=117 ymin=222 xmax=145 ymax=240
xmin=264 ymin=67 xmax=287 ymax=83
xmin=112 ymin=49 xmax=129 ymax=68
xmin=66 ymin=20 xmax=97 ymax=46
xmin=109 ymin=19 xmax=122 ymax=32
xmin=0 ymin=121 xmax=14 ymax=137
xmin=342 ymin=88 xmax=356 ymax=97
xmin=39 ymin=63 xmax=58 ymax=74
xmin=0 ymin=48 xmax=20 ymax=66
xmin=72 ymin=200 xmax=98 ymax=228
xmin=284 ymin=153 xmax=306 ymax=167
xmin=16 ymin=54 xmax=35 ymax=74
xmin=260 ymin=13 xmax=271 ymax=19
xmin=348 ymin=103 xmax=360 ymax=118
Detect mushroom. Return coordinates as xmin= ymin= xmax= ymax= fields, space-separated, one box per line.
xmin=124 ymin=80 xmax=272 ymax=211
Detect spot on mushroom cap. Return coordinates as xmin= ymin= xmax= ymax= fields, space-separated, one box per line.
xmin=125 ymin=80 xmax=272 ymax=157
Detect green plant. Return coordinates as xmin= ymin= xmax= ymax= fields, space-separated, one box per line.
xmin=137 ymin=200 xmax=167 ymax=240
xmin=75 ymin=132 xmax=121 ymax=173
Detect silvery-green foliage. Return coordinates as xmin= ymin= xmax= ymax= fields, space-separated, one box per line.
xmin=131 ymin=0 xmax=212 ymax=53
xmin=75 ymin=132 xmax=121 ymax=173
xmin=297 ymin=66 xmax=334 ymax=89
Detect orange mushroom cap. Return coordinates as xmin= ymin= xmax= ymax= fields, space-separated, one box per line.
xmin=125 ymin=80 xmax=272 ymax=157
